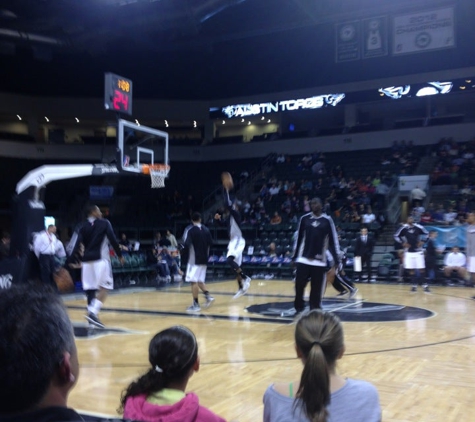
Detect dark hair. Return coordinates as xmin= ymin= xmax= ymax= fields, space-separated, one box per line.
xmin=0 ymin=285 xmax=75 ymax=414
xmin=119 ymin=325 xmax=198 ymax=412
xmin=86 ymin=204 xmax=98 ymax=216
xmin=191 ymin=212 xmax=201 ymax=222
xmin=294 ymin=310 xmax=344 ymax=422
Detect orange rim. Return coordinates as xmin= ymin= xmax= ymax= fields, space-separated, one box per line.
xmin=142 ymin=164 xmax=170 ymax=175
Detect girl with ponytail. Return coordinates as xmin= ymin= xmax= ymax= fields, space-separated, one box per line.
xmin=120 ymin=325 xmax=226 ymax=422
xmin=263 ymin=310 xmax=381 ymax=422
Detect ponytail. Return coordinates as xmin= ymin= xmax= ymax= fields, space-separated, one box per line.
xmin=118 ymin=368 xmax=166 ymax=412
xmin=118 ymin=325 xmax=198 ymax=414
xmin=294 ymin=310 xmax=344 ymax=422
xmin=296 ymin=343 xmax=330 ymax=422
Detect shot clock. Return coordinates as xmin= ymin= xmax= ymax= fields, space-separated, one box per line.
xmin=104 ymin=72 xmax=133 ymax=115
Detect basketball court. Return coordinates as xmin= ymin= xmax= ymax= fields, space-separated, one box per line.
xmin=65 ymin=279 xmax=475 ymax=422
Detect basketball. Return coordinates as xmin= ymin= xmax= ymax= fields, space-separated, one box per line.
xmin=221 ymin=172 xmax=234 ymax=190
xmin=53 ymin=267 xmax=75 ymax=293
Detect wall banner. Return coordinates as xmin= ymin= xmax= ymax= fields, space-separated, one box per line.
xmin=393 ymin=7 xmax=455 ymax=55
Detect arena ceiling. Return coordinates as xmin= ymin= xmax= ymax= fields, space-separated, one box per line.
xmin=0 ymin=0 xmax=473 ymax=101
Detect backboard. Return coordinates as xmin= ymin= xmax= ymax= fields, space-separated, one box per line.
xmin=117 ymin=119 xmax=169 ymax=175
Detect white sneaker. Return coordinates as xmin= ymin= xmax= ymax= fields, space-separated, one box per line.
xmin=349 ymin=288 xmax=358 ymax=299
xmin=233 ymin=289 xmax=245 ymax=299
xmin=242 ymin=276 xmax=251 ymax=293
xmin=204 ymin=295 xmax=215 ymax=308
xmin=186 ymin=303 xmax=201 ymax=312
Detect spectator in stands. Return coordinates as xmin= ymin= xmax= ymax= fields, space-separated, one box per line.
xmin=268 ymin=242 xmax=278 ymax=258
xmin=431 ymin=204 xmax=446 ymax=224
xmin=0 ymin=285 xmax=81 ymax=422
xmin=166 ymin=230 xmax=178 ymax=249
xmin=119 ymin=233 xmax=132 ymax=252
xmin=460 ymin=183 xmax=473 ymax=196
xmin=361 ymin=207 xmax=376 ymax=227
xmin=159 ymin=231 xmax=172 ymax=247
xmin=263 ymin=310 xmax=381 ymax=422
xmin=301 ymin=154 xmax=313 ymax=170
xmin=420 ymin=210 xmax=433 ymax=224
xmin=259 ymin=184 xmax=270 ymax=201
xmin=269 ymin=183 xmax=280 ymax=197
xmin=270 ymin=211 xmax=282 ymax=225
xmin=374 ymin=181 xmax=389 ymax=211
xmin=302 ymin=195 xmax=310 ymax=213
xmin=443 ymin=247 xmax=467 ymax=282
xmin=276 ymin=153 xmax=286 ymax=164
xmin=412 ymin=201 xmax=425 ymax=223
xmin=410 ymin=185 xmax=426 ymax=208
xmin=301 ymin=179 xmax=313 ymax=194
xmin=156 ymin=247 xmax=183 ymax=283
xmin=120 ymin=325 xmax=226 ymax=422
xmin=153 ymin=232 xmax=162 ymax=249
xmin=443 ymin=207 xmax=457 ymax=225
xmin=0 ymin=231 xmax=10 ymax=261
xmin=311 ymin=159 xmax=325 ymax=175
xmin=323 ymin=199 xmax=332 ymax=216
xmin=240 ymin=170 xmax=249 ymax=180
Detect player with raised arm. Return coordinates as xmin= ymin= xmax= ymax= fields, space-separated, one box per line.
xmin=394 ymin=216 xmax=429 ymax=292
xmin=215 ymin=172 xmax=251 ymax=299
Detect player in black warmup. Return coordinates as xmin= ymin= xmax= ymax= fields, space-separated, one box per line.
xmin=292 ymin=197 xmax=341 ymax=313
xmin=394 ymin=216 xmax=429 ymax=292
xmin=71 ymin=205 xmax=124 ymax=328
xmin=182 ymin=212 xmax=214 ymax=313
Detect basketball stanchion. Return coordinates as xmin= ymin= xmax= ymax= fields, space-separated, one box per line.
xmin=143 ymin=164 xmax=170 ymax=188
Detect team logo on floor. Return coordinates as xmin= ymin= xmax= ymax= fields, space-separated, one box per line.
xmin=246 ymin=299 xmax=434 ymax=322
xmin=72 ymin=322 xmax=142 ymax=339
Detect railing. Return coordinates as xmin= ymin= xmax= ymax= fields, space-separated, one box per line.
xmin=386 ymin=177 xmax=401 ymax=224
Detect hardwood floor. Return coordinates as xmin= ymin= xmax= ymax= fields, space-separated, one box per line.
xmin=66 ymin=279 xmax=475 ymax=422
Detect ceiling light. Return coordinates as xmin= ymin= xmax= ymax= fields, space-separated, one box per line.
xmin=459 ymin=86 xmax=466 ymax=90
xmin=135 ymin=119 xmax=140 ymax=126
xmin=465 ymin=79 xmax=471 ymax=83
xmin=248 ymin=121 xmax=251 ymax=125
xmin=16 ymin=115 xmax=21 ymax=120
xmin=241 ymin=119 xmax=244 ymax=122
xmin=193 ymin=120 xmax=197 ymax=128
xmin=261 ymin=116 xmax=265 ymax=120
xmin=222 ymin=120 xmax=225 ymax=125
xmin=267 ymin=119 xmax=271 ymax=123
xmin=75 ymin=117 xmax=80 ymax=123
xmin=44 ymin=116 xmax=49 ymax=122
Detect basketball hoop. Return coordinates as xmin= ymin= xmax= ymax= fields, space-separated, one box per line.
xmin=143 ymin=164 xmax=170 ymax=188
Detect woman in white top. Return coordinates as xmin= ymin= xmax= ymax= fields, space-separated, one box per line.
xmin=263 ymin=310 xmax=381 ymax=422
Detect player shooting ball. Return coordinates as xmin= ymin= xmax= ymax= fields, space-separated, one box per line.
xmin=215 ymin=172 xmax=251 ymax=298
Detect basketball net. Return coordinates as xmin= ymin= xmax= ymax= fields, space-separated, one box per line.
xmin=143 ymin=164 xmax=170 ymax=189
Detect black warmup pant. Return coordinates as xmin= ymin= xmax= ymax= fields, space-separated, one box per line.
xmin=333 ymin=272 xmax=355 ymax=292
xmin=38 ymin=254 xmax=57 ymax=290
xmin=294 ymin=263 xmax=327 ymax=312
